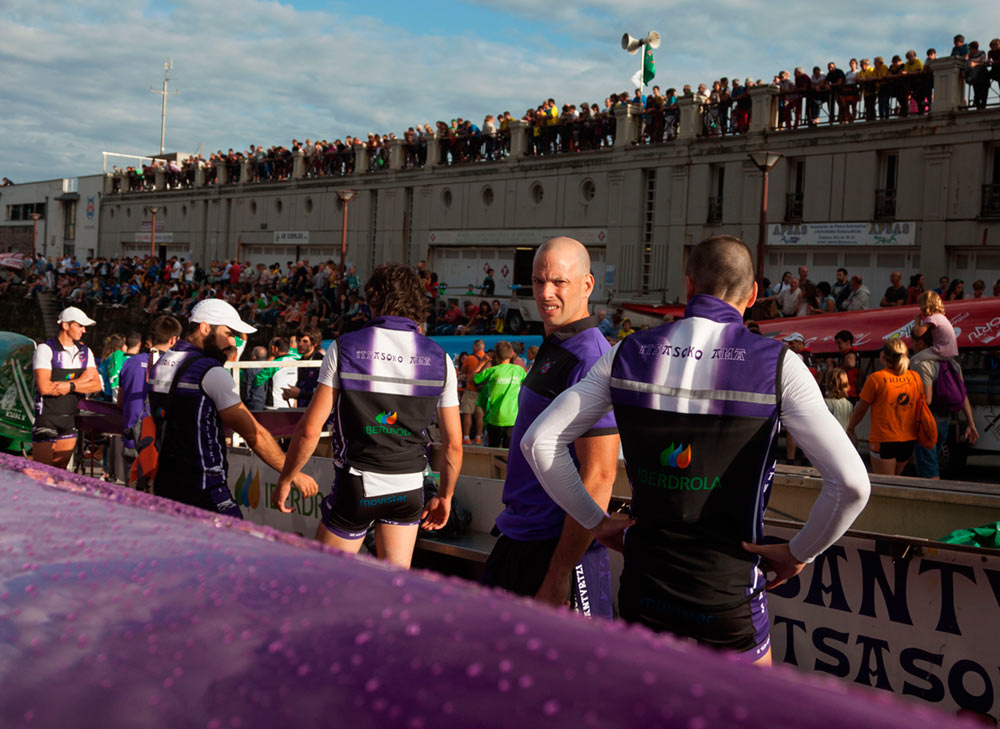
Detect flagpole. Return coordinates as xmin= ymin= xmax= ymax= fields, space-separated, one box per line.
xmin=639 ymin=42 xmax=645 ymax=97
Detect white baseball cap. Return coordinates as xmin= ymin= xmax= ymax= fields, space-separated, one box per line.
xmin=57 ymin=306 xmax=96 ymax=326
xmin=782 ymin=332 xmax=805 ymax=343
xmin=189 ymin=299 xmax=257 ymax=334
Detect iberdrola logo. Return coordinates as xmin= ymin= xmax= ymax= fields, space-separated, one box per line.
xmin=367 ymin=411 xmax=410 ymax=436
xmin=232 ymin=466 xmax=261 ymax=509
xmin=660 ymin=443 xmax=692 ymax=470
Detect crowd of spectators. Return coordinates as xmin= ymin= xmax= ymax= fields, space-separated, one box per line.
xmin=95 ymin=32 xmax=1000 ymax=191
xmin=13 ymin=253 xmax=376 ymax=339
xmin=757 ymin=265 xmax=1000 ymax=319
xmin=7 ymin=253 xmax=541 ymax=342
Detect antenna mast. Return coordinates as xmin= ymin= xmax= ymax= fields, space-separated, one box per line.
xmin=150 ymin=60 xmax=180 ymax=155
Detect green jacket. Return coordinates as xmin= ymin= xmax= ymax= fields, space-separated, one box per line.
xmin=253 ymin=351 xmax=300 ymax=387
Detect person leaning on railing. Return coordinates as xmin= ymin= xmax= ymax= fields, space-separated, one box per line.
xmin=857 ymin=58 xmax=877 ymax=121
xmin=968 ymin=41 xmax=992 ymax=110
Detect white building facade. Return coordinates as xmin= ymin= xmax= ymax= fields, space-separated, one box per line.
xmin=92 ymin=58 xmax=1000 ymax=304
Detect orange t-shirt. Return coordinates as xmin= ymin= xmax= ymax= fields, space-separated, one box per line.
xmin=859 ymin=369 xmax=923 ymax=447
xmin=462 ymin=353 xmax=483 ymax=391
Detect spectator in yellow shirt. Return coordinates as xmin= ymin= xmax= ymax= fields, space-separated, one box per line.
xmin=904 ymin=49 xmax=923 ymax=74
xmin=873 ymin=56 xmax=891 ymax=119
xmin=618 ymin=318 xmax=636 ymax=340
xmin=858 ymin=58 xmax=876 ymax=121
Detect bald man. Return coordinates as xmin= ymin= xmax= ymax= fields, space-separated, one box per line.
xmin=522 ymin=235 xmax=870 ymax=663
xmin=481 ymin=237 xmax=620 ymax=618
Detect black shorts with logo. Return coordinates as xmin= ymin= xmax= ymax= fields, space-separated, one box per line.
xmin=32 ymin=413 xmax=77 ymax=443
xmin=153 ymin=482 xmax=243 ymax=519
xmin=618 ymin=564 xmax=770 ymax=657
xmin=320 ymin=468 xmax=424 ymax=539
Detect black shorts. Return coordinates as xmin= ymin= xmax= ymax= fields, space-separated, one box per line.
xmin=873 ymin=440 xmax=915 ymax=461
xmin=485 ymin=425 xmax=513 ymax=448
xmin=619 ymin=566 xmax=770 ymax=657
xmin=320 ymin=468 xmax=424 ymax=540
xmin=482 ymin=533 xmax=560 ymax=597
xmin=153 ymin=482 xmax=243 ymax=520
xmin=32 ymin=413 xmax=77 ymax=443
xmin=482 ymin=532 xmax=614 ymax=619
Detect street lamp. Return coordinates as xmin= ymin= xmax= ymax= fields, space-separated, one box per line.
xmin=336 ymin=190 xmax=357 ymax=297
xmin=146 ymin=206 xmax=160 ymax=260
xmin=748 ymin=152 xmax=783 ymax=283
xmin=29 ymin=212 xmax=42 ymax=260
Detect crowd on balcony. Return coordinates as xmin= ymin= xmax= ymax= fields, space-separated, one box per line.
xmin=95 ymin=31 xmax=1000 ymax=195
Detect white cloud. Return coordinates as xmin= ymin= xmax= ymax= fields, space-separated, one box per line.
xmin=2 ymin=0 xmax=999 ymax=182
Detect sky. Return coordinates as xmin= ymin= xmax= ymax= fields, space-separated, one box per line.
xmin=2 ymin=0 xmax=999 ymax=184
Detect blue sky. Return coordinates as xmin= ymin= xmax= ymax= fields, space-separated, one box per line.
xmin=2 ymin=0 xmax=998 ymax=183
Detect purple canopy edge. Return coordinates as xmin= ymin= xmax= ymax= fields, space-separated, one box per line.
xmin=0 ymin=453 xmax=972 ymax=729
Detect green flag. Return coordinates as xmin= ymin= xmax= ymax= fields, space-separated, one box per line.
xmin=643 ymin=45 xmax=655 ymax=85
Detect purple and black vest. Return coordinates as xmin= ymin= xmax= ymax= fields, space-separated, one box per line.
xmin=333 ymin=316 xmax=448 ymax=474
xmin=148 ymin=340 xmax=229 ymax=492
xmin=34 ymin=338 xmax=91 ymax=418
xmin=609 ymin=295 xmax=786 ymax=608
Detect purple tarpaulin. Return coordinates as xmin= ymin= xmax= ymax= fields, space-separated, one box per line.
xmin=0 ymin=454 xmax=974 ymax=728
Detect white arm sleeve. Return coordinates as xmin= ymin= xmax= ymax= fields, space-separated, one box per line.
xmin=521 ymin=346 xmax=618 ymax=530
xmin=201 ymin=366 xmax=243 ymax=412
xmin=317 ymin=342 xmax=340 ymax=389
xmin=779 ymin=350 xmax=871 ymax=563
xmin=438 ymin=356 xmax=459 ymax=408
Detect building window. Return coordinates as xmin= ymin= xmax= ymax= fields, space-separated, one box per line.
xmin=5 ymin=202 xmax=45 ymax=221
xmin=785 ymin=160 xmax=805 ymax=221
xmin=875 ymin=152 xmax=897 ymax=220
xmin=707 ymin=165 xmax=724 ymax=224
xmin=64 ymin=200 xmax=77 ymax=241
xmin=981 ymin=146 xmax=1000 ymax=217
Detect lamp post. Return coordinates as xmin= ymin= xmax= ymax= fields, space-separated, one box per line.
xmin=29 ymin=212 xmax=42 ymax=260
xmin=336 ymin=190 xmax=357 ymax=297
xmin=747 ymin=152 xmax=783 ymax=283
xmin=146 ymin=206 xmax=160 ymax=260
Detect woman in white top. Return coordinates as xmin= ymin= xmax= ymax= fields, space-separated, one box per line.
xmin=843 ymin=58 xmax=860 ymax=122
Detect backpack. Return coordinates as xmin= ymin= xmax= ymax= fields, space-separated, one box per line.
xmin=933 ymin=360 xmax=967 ymax=414
xmin=130 ymin=352 xmax=198 ymax=485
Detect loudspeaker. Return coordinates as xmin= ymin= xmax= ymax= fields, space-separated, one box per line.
xmin=621 ymin=33 xmax=642 ymax=54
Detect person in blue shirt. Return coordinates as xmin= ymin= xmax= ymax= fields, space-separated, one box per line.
xmin=597 ymin=309 xmax=617 ymax=339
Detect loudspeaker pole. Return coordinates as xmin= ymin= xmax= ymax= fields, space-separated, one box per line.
xmin=150 ymin=60 xmax=180 ymax=155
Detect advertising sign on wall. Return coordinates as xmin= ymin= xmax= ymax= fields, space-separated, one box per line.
xmin=767 ymin=523 xmax=1000 ymax=717
xmin=769 ymin=222 xmax=916 ymax=247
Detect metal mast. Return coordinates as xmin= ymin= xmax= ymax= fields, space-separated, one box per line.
xmin=150 ymin=60 xmax=179 ymax=154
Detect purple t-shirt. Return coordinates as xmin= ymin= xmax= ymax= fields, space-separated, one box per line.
xmin=922 ymin=312 xmax=959 ymax=358
xmin=118 ymin=352 xmax=154 ymax=449
xmin=496 ymin=316 xmax=618 ymax=541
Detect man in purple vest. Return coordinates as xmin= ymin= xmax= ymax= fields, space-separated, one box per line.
xmin=149 ymin=299 xmax=318 ymax=517
xmin=276 ymin=263 xmax=464 ymax=569
xmin=523 ymin=235 xmax=870 ymax=663
xmin=32 ymin=307 xmax=103 ymax=469
xmin=481 ymin=237 xmax=619 ymax=618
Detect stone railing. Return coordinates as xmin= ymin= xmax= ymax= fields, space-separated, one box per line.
xmin=104 ymin=58 xmax=979 ymax=196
